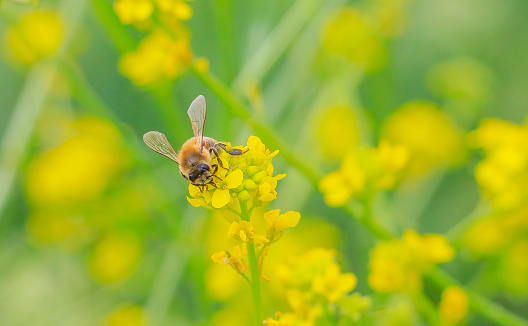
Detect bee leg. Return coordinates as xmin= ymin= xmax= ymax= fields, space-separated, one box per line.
xmin=216 ymin=143 xmax=248 ymax=156
xmin=209 ymin=147 xmax=228 ymax=170
xmin=212 ymin=174 xmax=223 ymax=182
xmin=211 ymin=164 xmax=219 ymax=174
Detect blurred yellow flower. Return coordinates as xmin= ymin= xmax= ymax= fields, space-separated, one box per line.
xmin=5 ymin=11 xmax=64 ymax=65
xmin=469 ymin=119 xmax=528 ymax=211
xmin=312 ymin=262 xmax=357 ymax=303
xmin=106 ymin=304 xmax=147 ymax=326
xmin=26 ymin=210 xmax=91 ymax=249
xmin=382 ymin=101 xmax=465 ymax=175
xmin=156 ymin=0 xmax=193 ymax=21
xmin=119 ymin=29 xmax=192 ymax=86
xmin=370 ymin=0 xmax=415 ymax=37
xmin=26 ymin=117 xmax=129 ymax=206
xmin=114 ymin=0 xmax=154 ymax=24
xmin=322 ymin=8 xmax=386 ymax=71
xmin=438 ymin=286 xmax=469 ymax=325
xmin=89 ymin=233 xmax=143 ymax=284
xmin=319 ymin=141 xmax=408 ymax=206
xmin=316 ymin=105 xmax=360 ymax=160
xmin=368 ymin=230 xmax=455 ymax=293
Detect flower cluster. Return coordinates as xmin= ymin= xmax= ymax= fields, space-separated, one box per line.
xmin=321 ymin=1 xmax=415 ymax=72
xmin=319 ymin=140 xmax=408 ymax=207
xmin=114 ymin=0 xmax=197 ymax=86
xmin=189 ymin=136 xmax=298 ymax=284
xmin=382 ymin=101 xmax=466 ymax=175
xmin=368 ymin=230 xmax=455 ymax=293
xmin=439 ymin=286 xmax=469 ymax=325
xmin=5 ymin=10 xmax=64 ymax=65
xmin=462 ymin=119 xmax=528 ymax=295
xmin=266 ymin=248 xmax=370 ymax=325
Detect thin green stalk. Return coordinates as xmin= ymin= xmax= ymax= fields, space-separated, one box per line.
xmin=427 ymin=268 xmax=528 ymax=326
xmin=410 ymin=292 xmax=441 ymax=326
xmin=192 ymin=67 xmax=528 ymax=326
xmin=240 ymin=202 xmax=262 ymax=325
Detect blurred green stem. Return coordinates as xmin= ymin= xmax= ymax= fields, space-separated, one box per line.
xmin=191 ymin=66 xmax=528 ymax=326
xmin=241 ymin=203 xmax=263 ymax=325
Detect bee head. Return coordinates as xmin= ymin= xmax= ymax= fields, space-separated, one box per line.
xmin=188 ymin=164 xmax=212 ymax=185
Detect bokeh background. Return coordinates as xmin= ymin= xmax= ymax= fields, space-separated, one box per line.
xmin=1 ymin=0 xmax=528 ymax=325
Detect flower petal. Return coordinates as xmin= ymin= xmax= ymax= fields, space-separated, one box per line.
xmin=212 ymin=189 xmax=230 ymax=208
xmin=225 ymin=169 xmax=244 ymax=189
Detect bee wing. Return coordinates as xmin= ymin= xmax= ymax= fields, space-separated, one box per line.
xmin=143 ymin=131 xmax=180 ymax=164
xmin=187 ymin=95 xmax=207 ymax=152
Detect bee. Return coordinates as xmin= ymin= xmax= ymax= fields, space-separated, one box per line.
xmin=143 ymin=95 xmax=246 ymax=189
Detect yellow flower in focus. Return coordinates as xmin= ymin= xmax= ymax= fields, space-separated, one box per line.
xmin=312 ymin=262 xmax=357 ymax=302
xmin=106 ymin=304 xmax=147 ymax=326
xmin=6 ymin=11 xmax=63 ymax=65
xmin=368 ymin=230 xmax=455 ymax=293
xmin=211 ymin=244 xmax=248 ymax=276
xmin=26 ymin=117 xmax=129 ymax=206
xmin=322 ymin=8 xmax=386 ymax=71
xmin=114 ymin=0 xmax=154 ymax=24
xmin=228 ymin=220 xmax=268 ymax=244
xmin=89 ymin=233 xmax=143 ymax=284
xmin=263 ymin=312 xmax=285 ymax=326
xmin=316 ymin=105 xmax=360 ymax=160
xmin=319 ymin=142 xmax=408 ymax=207
xmin=382 ymin=101 xmax=465 ymax=175
xmin=264 ymin=209 xmax=301 ymax=244
xmin=119 ymin=29 xmax=192 ymax=86
xmin=438 ymin=286 xmax=469 ymax=325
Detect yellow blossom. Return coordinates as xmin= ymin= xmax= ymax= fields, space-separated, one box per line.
xmin=322 ymin=8 xmax=386 ymax=71
xmin=106 ymin=304 xmax=147 ymax=326
xmin=89 ymin=233 xmax=143 ymax=284
xmin=368 ymin=230 xmax=455 ymax=293
xmin=211 ymin=244 xmax=248 ymax=275
xmin=382 ymin=101 xmax=466 ymax=175
xmin=264 ymin=209 xmax=301 ymax=244
xmin=439 ymin=286 xmax=469 ymax=325
xmin=119 ymin=29 xmax=192 ymax=86
xmin=156 ymin=0 xmax=193 ymax=21
xmin=312 ymin=262 xmax=357 ymax=302
xmin=228 ymin=220 xmax=268 ymax=244
xmin=5 ymin=11 xmax=64 ymax=65
xmin=114 ymin=0 xmax=154 ymax=24
xmin=316 ymin=105 xmax=361 ymax=160
xmin=26 ymin=117 xmax=129 ymax=206
xmin=319 ymin=142 xmax=408 ymax=207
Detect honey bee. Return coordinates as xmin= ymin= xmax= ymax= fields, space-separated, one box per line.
xmin=143 ymin=95 xmax=246 ymax=189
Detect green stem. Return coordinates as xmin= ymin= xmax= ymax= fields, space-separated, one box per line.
xmin=192 ymin=67 xmax=528 ymax=326
xmin=410 ymin=292 xmax=441 ymax=326
xmin=427 ymin=268 xmax=528 ymax=326
xmin=247 ymin=242 xmax=263 ymax=326
xmin=240 ymin=202 xmax=262 ymax=325
xmin=92 ymin=0 xmax=135 ymax=53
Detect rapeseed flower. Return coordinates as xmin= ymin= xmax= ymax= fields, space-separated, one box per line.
xmin=382 ymin=101 xmax=465 ymax=175
xmin=439 ymin=286 xmax=469 ymax=325
xmin=319 ymin=141 xmax=408 ymax=207
xmin=368 ymin=230 xmax=455 ymax=293
xmin=469 ymin=118 xmax=528 ymax=211
xmin=270 ymin=248 xmax=369 ymax=325
xmin=322 ymin=8 xmax=386 ymax=71
xmin=5 ymin=10 xmax=64 ymax=65
xmin=114 ymin=0 xmax=154 ymax=24
xmin=119 ymin=29 xmax=192 ymax=86
xmin=106 ymin=304 xmax=148 ymax=326
xmin=316 ymin=105 xmax=361 ymax=160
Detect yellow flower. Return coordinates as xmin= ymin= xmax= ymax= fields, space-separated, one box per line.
xmin=438 ymin=286 xmax=469 ymax=325
xmin=26 ymin=117 xmax=129 ymax=206
xmin=156 ymin=0 xmax=193 ymax=21
xmin=228 ymin=220 xmax=268 ymax=245
xmin=187 ymin=136 xmax=285 ymax=213
xmin=468 ymin=119 xmax=528 ymax=211
xmin=263 ymin=312 xmax=285 ymax=326
xmin=312 ymin=262 xmax=357 ymax=302
xmin=106 ymin=304 xmax=147 ymax=326
xmin=89 ymin=233 xmax=143 ymax=284
xmin=119 ymin=29 xmax=192 ymax=86
xmin=338 ymin=293 xmax=372 ymax=322
xmin=211 ymin=244 xmax=248 ymax=275
xmin=114 ymin=0 xmax=154 ymax=24
xmin=5 ymin=11 xmax=64 ymax=65
xmin=316 ymin=105 xmax=361 ymax=160
xmin=382 ymin=101 xmax=466 ymax=175
xmin=322 ymin=8 xmax=386 ymax=71
xmin=264 ymin=209 xmax=301 ymax=244
xmin=368 ymin=230 xmax=455 ymax=293
xmin=370 ymin=0 xmax=415 ymax=37
xmin=319 ymin=142 xmax=408 ymax=207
